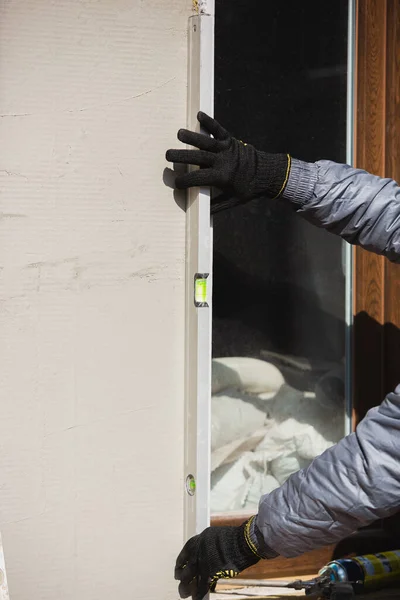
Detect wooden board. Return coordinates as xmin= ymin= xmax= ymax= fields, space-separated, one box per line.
xmin=353 ymin=0 xmax=400 ymax=423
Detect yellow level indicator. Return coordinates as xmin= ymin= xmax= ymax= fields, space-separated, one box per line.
xmin=194 ymin=274 xmax=209 ymax=307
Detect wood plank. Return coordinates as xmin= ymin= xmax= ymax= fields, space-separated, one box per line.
xmin=354 ymin=0 xmax=386 ymax=175
xmin=353 ymin=0 xmax=400 ymax=532
xmin=353 ymin=0 xmax=387 ymax=423
xmin=353 ymin=253 xmax=385 ymax=421
xmin=238 ymin=546 xmax=335 ymax=580
xmin=213 ymin=585 xmax=400 ymax=599
xmin=384 ymin=0 xmax=400 ymax=182
xmin=383 ymin=0 xmax=400 ymax=395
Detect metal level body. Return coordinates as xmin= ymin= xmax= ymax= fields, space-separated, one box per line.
xmin=184 ymin=1 xmax=215 ymax=539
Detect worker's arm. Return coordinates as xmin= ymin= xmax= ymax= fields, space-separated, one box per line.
xmin=174 ymin=387 xmax=400 ymax=594
xmin=166 ymin=112 xmax=400 ymax=262
xmin=255 ymin=386 xmax=400 ymax=557
xmin=283 ymin=159 xmax=400 ymax=263
xmin=174 ymin=392 xmax=400 ymax=595
xmin=167 ymin=113 xmax=400 ymax=596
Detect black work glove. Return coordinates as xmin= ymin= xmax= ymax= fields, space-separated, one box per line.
xmin=166 ymin=112 xmax=291 ymax=213
xmin=175 ymin=517 xmax=276 ymax=600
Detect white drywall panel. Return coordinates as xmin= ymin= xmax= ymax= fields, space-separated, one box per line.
xmin=0 ymin=1 xmax=190 ymax=598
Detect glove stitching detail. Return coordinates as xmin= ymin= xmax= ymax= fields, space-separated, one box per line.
xmin=272 ymin=154 xmax=291 ymax=200
xmin=244 ymin=516 xmax=263 ymax=560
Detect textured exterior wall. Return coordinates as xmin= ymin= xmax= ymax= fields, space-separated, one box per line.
xmin=0 ymin=1 xmax=189 ymax=598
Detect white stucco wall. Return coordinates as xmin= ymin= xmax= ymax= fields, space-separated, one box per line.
xmin=0 ymin=1 xmax=189 ymax=598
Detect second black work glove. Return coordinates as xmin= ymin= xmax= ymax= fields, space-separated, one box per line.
xmin=175 ymin=516 xmax=277 ymax=600
xmin=166 ymin=112 xmax=291 ymax=212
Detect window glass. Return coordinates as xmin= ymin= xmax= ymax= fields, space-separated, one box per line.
xmin=211 ymin=0 xmax=349 ymax=514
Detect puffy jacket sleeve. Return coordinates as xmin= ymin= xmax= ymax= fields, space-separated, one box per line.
xmin=255 ymin=386 xmax=400 ymax=558
xmin=282 ymin=159 xmax=400 ymax=262
xmin=251 ymin=160 xmax=400 ymax=557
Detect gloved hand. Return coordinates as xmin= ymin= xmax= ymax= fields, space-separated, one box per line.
xmin=166 ymin=112 xmax=291 ymax=212
xmin=175 ymin=516 xmax=277 ymax=600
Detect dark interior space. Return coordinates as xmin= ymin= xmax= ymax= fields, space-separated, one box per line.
xmin=213 ymin=0 xmax=349 ymax=366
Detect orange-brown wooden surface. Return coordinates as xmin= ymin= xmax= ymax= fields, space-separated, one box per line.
xmin=353 ymin=0 xmax=400 ymax=423
xmin=383 ymin=0 xmax=400 ymax=396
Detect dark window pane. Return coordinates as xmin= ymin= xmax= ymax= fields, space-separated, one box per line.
xmin=211 ymin=0 xmax=348 ymax=514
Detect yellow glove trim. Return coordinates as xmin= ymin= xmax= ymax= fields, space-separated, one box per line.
xmin=272 ymin=153 xmax=291 ymax=200
xmin=244 ymin=516 xmax=263 ymax=560
xmin=210 ymin=570 xmax=239 ymax=592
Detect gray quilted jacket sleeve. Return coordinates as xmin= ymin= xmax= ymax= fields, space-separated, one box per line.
xmin=283 ymin=159 xmax=400 ymax=261
xmin=254 ymin=159 xmax=400 ymax=558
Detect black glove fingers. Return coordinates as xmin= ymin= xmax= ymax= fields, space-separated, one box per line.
xmin=177 ymin=560 xmax=199 ymax=600
xmin=177 ymin=128 xmax=222 ymax=153
xmin=175 ymin=168 xmax=219 ymax=190
xmin=175 ymin=537 xmax=198 ymax=572
xmin=165 ymin=149 xmax=214 ymax=168
xmin=197 ymin=111 xmax=230 ymax=141
xmin=174 ymin=522 xmax=264 ymax=600
xmin=178 ymin=578 xmax=197 ymax=599
xmin=178 ymin=562 xmax=198 ymax=586
xmin=174 ymin=562 xmax=187 ymax=581
xmin=196 ymin=572 xmax=211 ymax=600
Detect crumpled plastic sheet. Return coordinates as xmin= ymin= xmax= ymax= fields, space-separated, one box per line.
xmin=210 ymin=357 xmax=344 ymax=513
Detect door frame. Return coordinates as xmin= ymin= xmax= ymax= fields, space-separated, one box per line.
xmin=353 ymin=0 xmax=400 ymax=426
xmin=211 ymin=0 xmax=400 ymax=579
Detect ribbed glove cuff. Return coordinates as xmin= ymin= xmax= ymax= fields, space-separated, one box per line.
xmin=253 ymin=151 xmax=291 ymax=200
xmin=244 ymin=516 xmax=279 ymax=560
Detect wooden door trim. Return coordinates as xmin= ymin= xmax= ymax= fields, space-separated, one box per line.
xmin=353 ymin=0 xmax=400 ymax=425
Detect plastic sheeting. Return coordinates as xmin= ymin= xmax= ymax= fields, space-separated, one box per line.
xmin=210 ymin=357 xmax=344 ymax=513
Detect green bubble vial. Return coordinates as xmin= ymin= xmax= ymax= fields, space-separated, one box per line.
xmin=194 ymin=277 xmax=208 ymax=305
